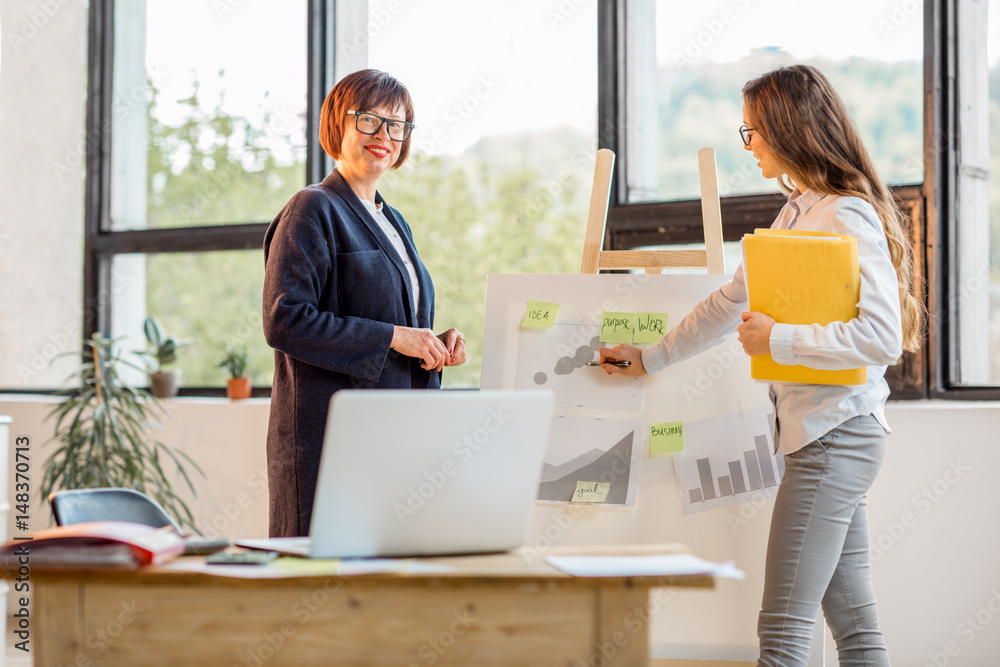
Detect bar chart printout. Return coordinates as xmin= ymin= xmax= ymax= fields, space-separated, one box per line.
xmin=673 ymin=407 xmax=783 ymax=515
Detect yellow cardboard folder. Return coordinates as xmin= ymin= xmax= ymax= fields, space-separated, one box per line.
xmin=742 ymin=228 xmax=866 ymax=385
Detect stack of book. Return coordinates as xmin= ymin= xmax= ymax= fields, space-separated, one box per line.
xmin=0 ymin=521 xmax=186 ymax=570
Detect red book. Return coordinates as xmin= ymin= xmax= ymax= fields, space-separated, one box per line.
xmin=0 ymin=521 xmax=185 ymax=570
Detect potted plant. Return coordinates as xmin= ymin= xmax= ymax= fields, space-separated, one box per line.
xmin=42 ymin=333 xmax=204 ymax=532
xmin=216 ymin=346 xmax=252 ymax=400
xmin=140 ymin=316 xmax=191 ymax=398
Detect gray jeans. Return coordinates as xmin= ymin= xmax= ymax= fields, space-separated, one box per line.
xmin=757 ymin=414 xmax=891 ymax=666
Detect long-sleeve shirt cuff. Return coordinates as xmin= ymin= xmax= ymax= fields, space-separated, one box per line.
xmin=641 ymin=344 xmax=669 ymax=375
xmin=769 ymin=323 xmax=797 ymax=366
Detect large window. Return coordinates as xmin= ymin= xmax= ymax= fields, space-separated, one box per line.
xmin=74 ymin=0 xmax=1000 ymax=398
xmin=624 ymin=0 xmax=923 ymax=204
xmin=111 ymin=251 xmax=273 ymax=387
xmin=86 ymin=0 xmax=320 ymax=394
xmin=85 ymin=0 xmax=596 ymax=392
xmin=110 ymin=1 xmax=308 ymax=231
xmin=603 ymin=0 xmax=931 ymax=397
xmin=605 ymin=0 xmax=923 ymax=214
xmin=354 ymin=0 xmax=598 ymax=387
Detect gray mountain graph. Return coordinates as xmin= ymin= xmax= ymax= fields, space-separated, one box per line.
xmin=540 ymin=448 xmax=606 ymax=483
xmin=537 ymin=432 xmax=634 ymax=504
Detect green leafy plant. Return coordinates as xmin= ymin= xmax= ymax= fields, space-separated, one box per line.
xmin=140 ymin=316 xmax=191 ymax=374
xmin=41 ymin=333 xmax=204 ymax=532
xmin=216 ymin=346 xmax=250 ymax=380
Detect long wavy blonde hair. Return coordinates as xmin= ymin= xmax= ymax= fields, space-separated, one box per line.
xmin=742 ymin=65 xmax=923 ymax=352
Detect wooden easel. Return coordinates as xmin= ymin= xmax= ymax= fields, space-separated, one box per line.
xmin=580 ymin=148 xmax=726 ymax=275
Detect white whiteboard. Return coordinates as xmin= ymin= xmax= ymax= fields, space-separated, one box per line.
xmin=482 ymin=273 xmax=776 ymax=656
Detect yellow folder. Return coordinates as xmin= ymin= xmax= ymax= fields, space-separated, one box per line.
xmin=742 ymin=228 xmax=866 ymax=385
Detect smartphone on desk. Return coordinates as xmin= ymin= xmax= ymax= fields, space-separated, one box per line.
xmin=206 ymin=550 xmax=278 ymax=565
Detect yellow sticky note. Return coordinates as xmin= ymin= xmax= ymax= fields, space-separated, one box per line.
xmin=650 ymin=422 xmax=684 ymax=455
xmin=270 ymin=558 xmax=341 ymax=576
xmin=522 ymin=300 xmax=560 ymax=327
xmin=634 ymin=312 xmax=668 ymax=344
xmin=599 ymin=312 xmax=634 ymax=343
xmin=572 ymin=481 xmax=611 ymax=503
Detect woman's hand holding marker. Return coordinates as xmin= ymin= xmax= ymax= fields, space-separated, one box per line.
xmin=737 ymin=311 xmax=776 ymax=356
xmin=597 ymin=344 xmax=648 ymax=377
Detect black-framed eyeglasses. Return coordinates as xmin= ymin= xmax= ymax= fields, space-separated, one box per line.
xmin=347 ymin=110 xmax=415 ymax=142
xmin=739 ymin=124 xmax=755 ymax=147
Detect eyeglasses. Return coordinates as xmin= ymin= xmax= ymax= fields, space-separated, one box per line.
xmin=347 ymin=110 xmax=415 ymax=142
xmin=739 ymin=124 xmax=755 ymax=147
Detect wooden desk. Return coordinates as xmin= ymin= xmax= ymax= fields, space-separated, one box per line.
xmin=25 ymin=546 xmax=714 ymax=667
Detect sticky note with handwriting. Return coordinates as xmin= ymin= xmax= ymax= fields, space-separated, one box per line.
xmin=521 ymin=300 xmax=560 ymax=328
xmin=649 ymin=421 xmax=684 ymax=455
xmin=599 ymin=312 xmax=634 ymax=343
xmin=634 ymin=312 xmax=668 ymax=344
xmin=572 ymin=481 xmax=611 ymax=503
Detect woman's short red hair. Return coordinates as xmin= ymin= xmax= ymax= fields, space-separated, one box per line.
xmin=319 ymin=69 xmax=415 ymax=169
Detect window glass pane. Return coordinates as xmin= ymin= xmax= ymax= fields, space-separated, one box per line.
xmin=626 ymin=0 xmax=923 ymax=203
xmin=110 ymin=0 xmax=308 ymax=230
xmin=364 ymin=0 xmax=598 ymax=387
xmin=111 ymin=251 xmax=273 ymax=389
xmin=955 ymin=0 xmax=1000 ymax=385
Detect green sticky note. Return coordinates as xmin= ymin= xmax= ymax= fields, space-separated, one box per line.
xmin=522 ymin=300 xmax=560 ymax=327
xmin=599 ymin=311 xmax=634 ymax=343
xmin=650 ymin=421 xmax=684 ymax=455
xmin=572 ymin=481 xmax=611 ymax=503
xmin=634 ymin=312 xmax=669 ymax=344
xmin=270 ymin=557 xmax=342 ymax=576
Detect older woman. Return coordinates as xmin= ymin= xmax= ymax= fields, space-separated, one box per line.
xmin=263 ymin=69 xmax=466 ymax=537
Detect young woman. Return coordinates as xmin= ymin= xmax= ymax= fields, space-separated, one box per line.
xmin=600 ymin=64 xmax=921 ymax=666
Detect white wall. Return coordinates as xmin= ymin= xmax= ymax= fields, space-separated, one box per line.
xmin=0 ymin=395 xmax=271 ymax=540
xmin=0 ymin=0 xmax=87 ymax=390
xmin=2 ymin=395 xmax=999 ymax=665
xmin=867 ymin=402 xmax=1000 ymax=666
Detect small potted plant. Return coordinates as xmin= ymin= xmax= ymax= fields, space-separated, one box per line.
xmin=140 ymin=316 xmax=191 ymax=399
xmin=217 ymin=346 xmax=252 ymax=400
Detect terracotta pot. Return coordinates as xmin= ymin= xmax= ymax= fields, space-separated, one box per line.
xmin=226 ymin=377 xmax=252 ymax=400
xmin=150 ymin=370 xmax=180 ymax=399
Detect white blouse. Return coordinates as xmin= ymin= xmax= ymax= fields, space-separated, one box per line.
xmin=641 ymin=187 xmax=903 ymax=455
xmin=360 ymin=198 xmax=420 ymax=319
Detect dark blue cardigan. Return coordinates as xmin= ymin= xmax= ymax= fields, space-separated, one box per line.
xmin=262 ymin=169 xmax=439 ymax=537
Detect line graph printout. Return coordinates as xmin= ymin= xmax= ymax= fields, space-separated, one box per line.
xmin=538 ymin=415 xmax=644 ymax=506
xmin=672 ymin=406 xmax=783 ymax=515
xmin=515 ymin=323 xmax=643 ymax=411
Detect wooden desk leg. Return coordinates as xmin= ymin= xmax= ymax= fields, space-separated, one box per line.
xmin=593 ymin=586 xmax=650 ymax=667
xmin=35 ymin=581 xmax=83 ymax=667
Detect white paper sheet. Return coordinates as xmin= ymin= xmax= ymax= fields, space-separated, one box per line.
xmin=537 ymin=415 xmax=643 ymax=506
xmin=546 ymin=553 xmax=744 ymax=579
xmin=672 ymin=406 xmax=783 ymax=515
xmin=160 ymin=556 xmax=452 ymax=578
xmin=515 ymin=322 xmax=643 ymax=411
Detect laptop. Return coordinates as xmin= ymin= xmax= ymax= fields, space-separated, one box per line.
xmin=239 ymin=389 xmax=554 ymax=559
